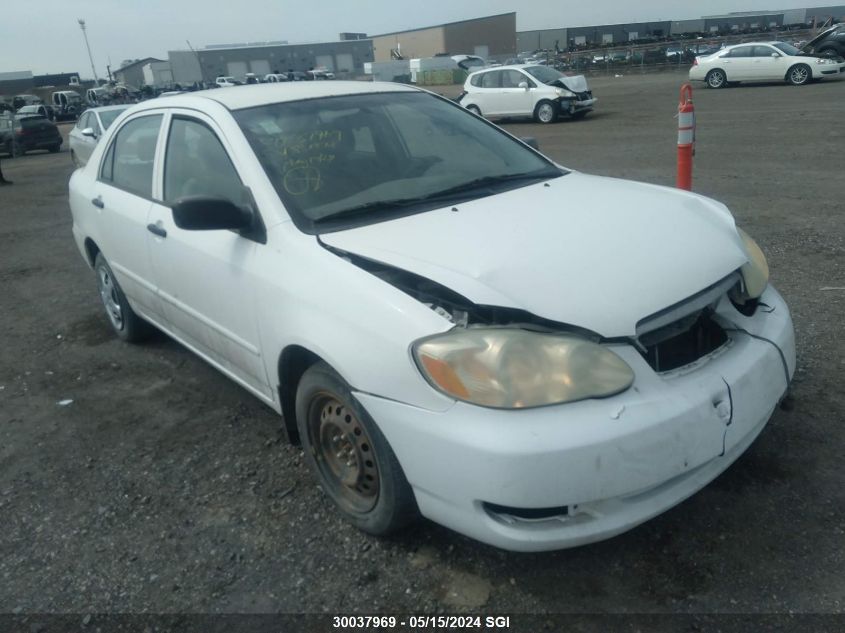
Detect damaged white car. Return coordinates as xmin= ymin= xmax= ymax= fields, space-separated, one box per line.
xmin=68 ymin=82 xmax=794 ymax=552
xmin=458 ymin=64 xmax=596 ymax=122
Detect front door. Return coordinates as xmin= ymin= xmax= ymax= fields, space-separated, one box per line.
xmin=146 ymin=112 xmax=271 ymax=400
xmin=496 ymin=69 xmax=536 ymax=117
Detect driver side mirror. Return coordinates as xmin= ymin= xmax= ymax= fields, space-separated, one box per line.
xmin=518 ymin=81 xmax=529 ymax=90
xmin=81 ymin=127 xmax=96 ymax=138
xmin=171 ymin=196 xmax=253 ymax=231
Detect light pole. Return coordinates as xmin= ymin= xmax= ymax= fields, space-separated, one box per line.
xmin=78 ymin=19 xmax=100 ymax=83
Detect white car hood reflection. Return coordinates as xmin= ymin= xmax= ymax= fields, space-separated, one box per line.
xmin=320 ymin=172 xmax=749 ymax=338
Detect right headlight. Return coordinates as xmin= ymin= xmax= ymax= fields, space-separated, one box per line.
xmin=736 ymin=227 xmax=769 ymax=301
xmin=413 ymin=328 xmax=634 ymax=409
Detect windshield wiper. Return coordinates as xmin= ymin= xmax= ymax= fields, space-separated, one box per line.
xmin=313 ymin=170 xmax=563 ymax=224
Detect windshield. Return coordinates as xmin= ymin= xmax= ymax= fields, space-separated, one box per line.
xmin=17 ymin=106 xmax=38 ymax=113
xmin=773 ymin=42 xmax=801 ymax=56
xmin=234 ymin=92 xmax=563 ymax=232
xmin=99 ymin=108 xmax=127 ymax=129
xmin=523 ymin=65 xmax=566 ymax=84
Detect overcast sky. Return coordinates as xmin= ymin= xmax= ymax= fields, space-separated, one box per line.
xmin=1 ymin=0 xmax=817 ymax=76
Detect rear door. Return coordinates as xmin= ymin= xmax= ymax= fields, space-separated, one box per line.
xmin=146 ymin=111 xmax=271 ymax=399
xmin=89 ymin=112 xmax=165 ymax=321
xmin=722 ymin=45 xmax=755 ymax=80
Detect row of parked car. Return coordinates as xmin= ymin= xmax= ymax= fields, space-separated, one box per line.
xmin=214 ymin=68 xmax=336 ymax=87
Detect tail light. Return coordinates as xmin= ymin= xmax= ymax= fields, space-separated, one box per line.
xmin=693 ymin=58 xmax=699 ymax=66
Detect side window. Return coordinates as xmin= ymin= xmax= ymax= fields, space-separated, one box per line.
xmin=100 ymin=114 xmax=162 ymax=197
xmin=77 ymin=113 xmax=90 ymax=129
xmin=502 ymin=70 xmax=527 ymax=88
xmin=470 ymin=74 xmax=483 ymax=87
xmin=163 ymin=117 xmax=244 ymax=204
xmin=729 ymin=46 xmax=753 ymax=58
xmin=480 ymin=71 xmax=501 ymax=88
xmin=753 ymin=46 xmax=775 ymax=57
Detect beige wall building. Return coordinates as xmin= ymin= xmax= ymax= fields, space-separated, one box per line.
xmin=371 ymin=13 xmax=516 ymax=62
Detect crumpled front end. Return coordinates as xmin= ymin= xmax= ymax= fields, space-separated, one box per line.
xmin=354 ymin=283 xmax=795 ymax=551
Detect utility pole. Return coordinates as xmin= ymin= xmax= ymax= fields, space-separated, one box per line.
xmin=78 ymin=19 xmax=100 ymax=83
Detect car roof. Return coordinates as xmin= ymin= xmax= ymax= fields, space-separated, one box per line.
xmin=85 ymin=105 xmax=130 ymax=113
xmin=467 ymin=63 xmax=543 ymax=76
xmin=135 ymin=81 xmax=420 ymax=111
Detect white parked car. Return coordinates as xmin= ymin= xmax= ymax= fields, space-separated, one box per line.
xmin=459 ymin=64 xmax=596 ymax=123
xmin=68 ymin=82 xmax=794 ymax=552
xmin=68 ymin=105 xmax=129 ymax=167
xmin=264 ymin=73 xmax=290 ymax=83
xmin=215 ymin=76 xmax=240 ymax=87
xmin=689 ymin=41 xmax=845 ymax=88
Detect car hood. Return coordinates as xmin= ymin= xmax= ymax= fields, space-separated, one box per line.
xmin=801 ymin=26 xmax=840 ymax=53
xmin=320 ymin=173 xmax=748 ymax=338
xmin=550 ymin=74 xmax=589 ymax=92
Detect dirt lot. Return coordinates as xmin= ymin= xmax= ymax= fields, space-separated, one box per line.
xmin=1 ymin=71 xmax=844 ymax=625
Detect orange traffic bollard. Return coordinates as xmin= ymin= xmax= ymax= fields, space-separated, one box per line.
xmin=677 ymin=83 xmax=694 ymax=191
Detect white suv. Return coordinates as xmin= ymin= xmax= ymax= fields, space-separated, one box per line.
xmin=459 ymin=64 xmax=596 ymax=123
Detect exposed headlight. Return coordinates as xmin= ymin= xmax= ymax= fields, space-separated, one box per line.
xmin=413 ymin=329 xmax=634 ymax=409
xmin=554 ymin=87 xmax=575 ymax=97
xmin=736 ymin=227 xmax=769 ymax=300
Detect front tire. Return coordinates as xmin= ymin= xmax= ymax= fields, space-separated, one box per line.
xmin=534 ymin=99 xmax=557 ymax=124
xmin=94 ymin=253 xmax=152 ymax=343
xmin=787 ymin=64 xmax=811 ymax=86
xmin=295 ymin=362 xmax=418 ymax=535
xmin=706 ymin=69 xmax=727 ymax=89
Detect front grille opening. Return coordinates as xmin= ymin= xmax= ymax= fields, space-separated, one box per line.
xmin=639 ymin=311 xmax=728 ymax=373
xmin=483 ymin=502 xmax=569 ymax=521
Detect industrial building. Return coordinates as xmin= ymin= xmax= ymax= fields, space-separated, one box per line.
xmin=168 ymin=39 xmax=375 ymax=85
xmin=113 ymin=58 xmax=167 ymax=88
xmin=370 ymin=13 xmax=516 ymax=62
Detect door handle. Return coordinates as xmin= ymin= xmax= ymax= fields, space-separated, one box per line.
xmin=91 ymin=196 xmax=104 ymax=208
xmin=147 ymin=223 xmax=167 ymax=238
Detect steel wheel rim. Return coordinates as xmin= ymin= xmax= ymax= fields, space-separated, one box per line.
xmin=308 ymin=393 xmax=379 ymax=513
xmin=791 ymin=67 xmax=808 ymax=83
xmin=538 ymin=104 xmax=554 ymax=122
xmin=97 ymin=266 xmax=124 ymax=330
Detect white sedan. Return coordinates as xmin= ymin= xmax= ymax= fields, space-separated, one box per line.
xmin=68 ymin=105 xmax=129 ymax=167
xmin=690 ymin=41 xmax=845 ymax=88
xmin=68 ymin=82 xmax=794 ymax=552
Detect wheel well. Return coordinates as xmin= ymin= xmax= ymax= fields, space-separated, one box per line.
xmin=277 ymin=345 xmax=322 ymax=445
xmin=84 ymin=238 xmax=101 ymax=267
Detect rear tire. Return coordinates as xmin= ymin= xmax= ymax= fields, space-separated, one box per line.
xmin=295 ymin=361 xmax=418 ymax=536
xmin=93 ymin=253 xmax=153 ymax=343
xmin=706 ymin=69 xmax=727 ymax=89
xmin=787 ymin=64 xmax=811 ymax=86
xmin=466 ymin=104 xmax=482 ymax=117
xmin=533 ymin=100 xmax=557 ymax=124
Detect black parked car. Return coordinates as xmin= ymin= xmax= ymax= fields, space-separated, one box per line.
xmin=16 ymin=104 xmax=56 ymax=122
xmin=1 ymin=115 xmax=62 ymax=157
xmin=801 ymin=24 xmax=845 ymax=59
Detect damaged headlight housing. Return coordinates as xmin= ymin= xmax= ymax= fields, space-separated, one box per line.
xmin=413 ymin=328 xmax=634 ymax=409
xmin=735 ymin=227 xmax=770 ymax=302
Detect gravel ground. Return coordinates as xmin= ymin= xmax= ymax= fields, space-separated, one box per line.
xmin=1 ymin=71 xmax=844 ymax=627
